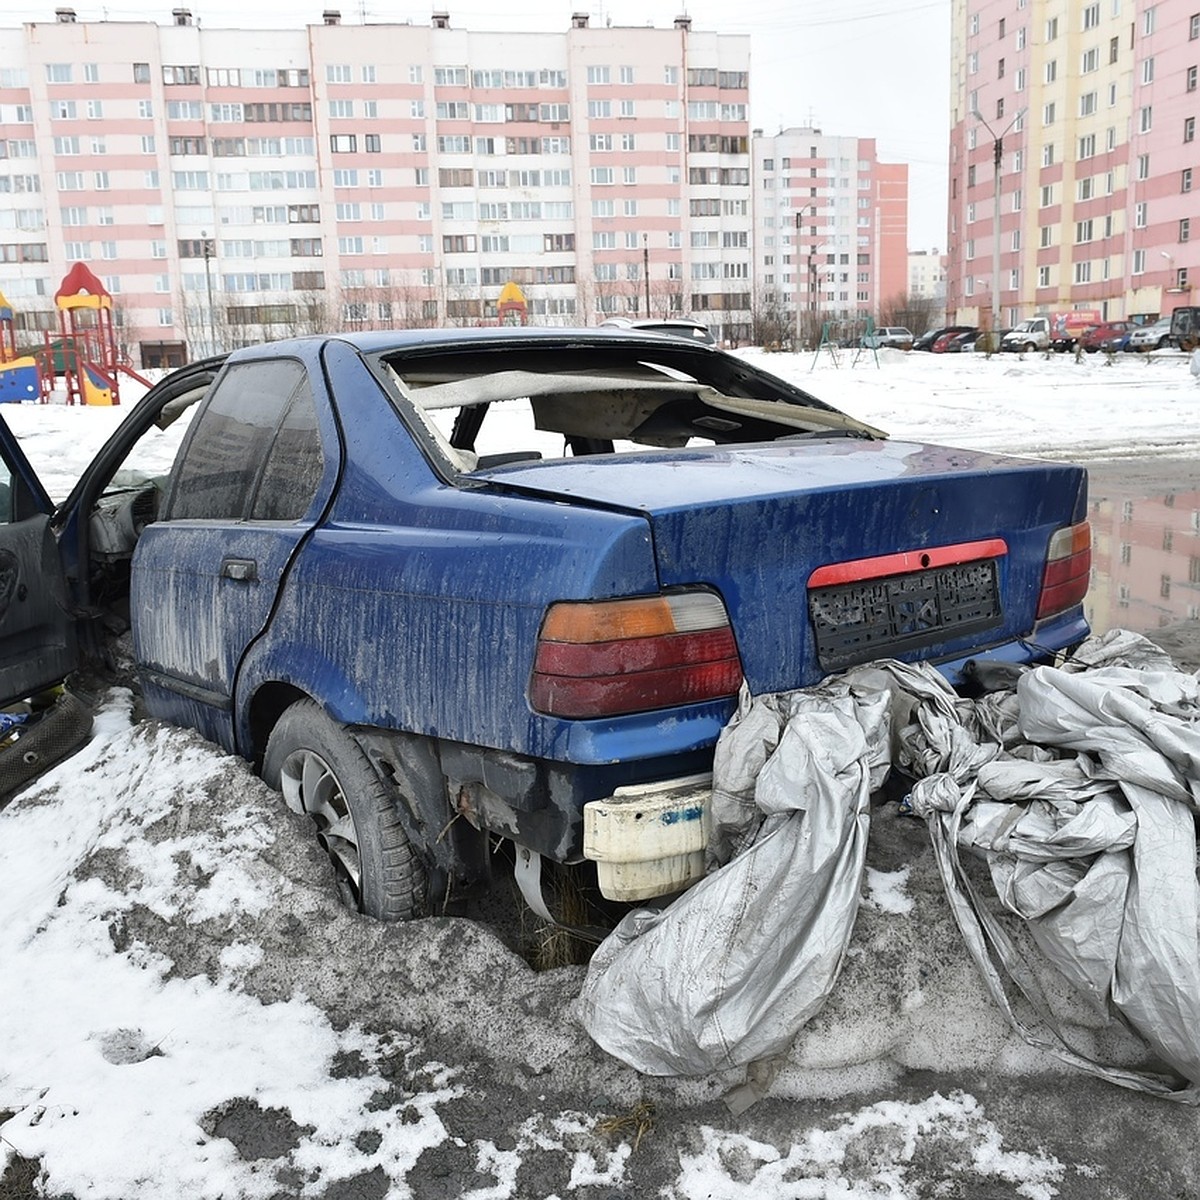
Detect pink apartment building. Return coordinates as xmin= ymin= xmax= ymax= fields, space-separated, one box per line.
xmin=949 ymin=0 xmax=1200 ymax=328
xmin=752 ymin=126 xmax=910 ymax=344
xmin=0 ymin=8 xmax=757 ymax=364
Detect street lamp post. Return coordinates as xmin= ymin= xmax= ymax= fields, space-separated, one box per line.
xmin=795 ymin=204 xmax=816 ymax=349
xmin=1161 ymin=250 xmax=1175 ymax=294
xmin=201 ymin=229 xmax=216 ymax=355
xmin=971 ymin=109 xmax=1024 ymax=352
xmin=643 ymin=233 xmax=650 ymax=316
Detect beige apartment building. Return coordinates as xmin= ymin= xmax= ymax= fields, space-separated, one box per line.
xmin=0 ymin=8 xmax=756 ymax=364
xmin=949 ymin=0 xmax=1199 ymax=329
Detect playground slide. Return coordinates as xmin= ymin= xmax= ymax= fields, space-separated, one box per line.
xmin=80 ymin=361 xmax=116 ymax=406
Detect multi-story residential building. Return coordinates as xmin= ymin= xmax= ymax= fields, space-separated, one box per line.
xmin=908 ymin=247 xmax=948 ymax=325
xmin=949 ymin=0 xmax=1199 ymax=330
xmin=751 ymin=126 xmax=909 ymax=345
xmin=0 ymin=8 xmax=753 ymax=366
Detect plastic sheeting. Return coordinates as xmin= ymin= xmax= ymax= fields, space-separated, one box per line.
xmin=577 ymin=630 xmax=1200 ymax=1103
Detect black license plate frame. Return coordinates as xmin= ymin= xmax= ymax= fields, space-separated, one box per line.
xmin=808 ymin=558 xmax=1003 ymax=670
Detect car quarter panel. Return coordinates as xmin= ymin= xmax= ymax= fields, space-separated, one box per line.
xmin=232 ymin=341 xmax=717 ymax=766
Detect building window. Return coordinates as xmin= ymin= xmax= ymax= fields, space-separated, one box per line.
xmin=1137 ymin=153 xmax=1150 ymax=179
xmin=1184 ymin=167 xmax=1194 ymax=192
xmin=1038 ymin=265 xmax=1051 ymax=287
xmin=1110 ymin=35 xmax=1120 ymax=63
xmin=1142 ymin=57 xmax=1155 ymax=85
xmin=1133 ymin=248 xmax=1146 ymax=274
xmin=1080 ymin=92 xmax=1097 ymax=116
xmin=1139 ymin=106 xmax=1153 ymax=133
xmin=1182 ymin=217 xmax=1192 ymax=242
xmin=1135 ymin=201 xmax=1147 ymax=228
xmin=1186 ymin=117 xmax=1197 ymax=143
xmin=1143 ymin=6 xmax=1156 ymax=35
xmin=1045 ymin=60 xmax=1057 ymax=83
xmin=1084 ymin=2 xmax=1100 ymax=28
xmin=1046 ymin=16 xmax=1058 ymax=40
xmin=1043 ymin=102 xmax=1056 ymax=126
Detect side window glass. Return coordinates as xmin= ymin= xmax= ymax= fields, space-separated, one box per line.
xmin=250 ymin=379 xmax=324 ymax=521
xmin=166 ymin=360 xmax=306 ymax=521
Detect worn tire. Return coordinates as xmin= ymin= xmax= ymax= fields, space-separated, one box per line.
xmin=263 ymin=699 xmax=425 ymax=920
xmin=0 ymin=691 xmax=93 ymax=808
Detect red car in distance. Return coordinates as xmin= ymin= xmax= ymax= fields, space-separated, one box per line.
xmin=1080 ymin=322 xmax=1132 ymax=352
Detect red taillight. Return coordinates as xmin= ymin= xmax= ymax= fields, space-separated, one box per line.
xmin=530 ymin=592 xmax=743 ymax=718
xmin=1036 ymin=521 xmax=1091 ymax=619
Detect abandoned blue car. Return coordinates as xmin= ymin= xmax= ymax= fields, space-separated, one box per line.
xmin=0 ymin=328 xmax=1090 ymax=919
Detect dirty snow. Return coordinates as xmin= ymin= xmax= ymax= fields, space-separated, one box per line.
xmin=3 ymin=346 xmax=1200 ymax=1198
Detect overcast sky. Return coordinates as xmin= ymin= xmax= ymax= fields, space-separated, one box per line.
xmin=6 ymin=0 xmax=952 ymax=249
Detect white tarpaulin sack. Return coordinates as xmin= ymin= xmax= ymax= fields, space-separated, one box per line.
xmin=577 ymin=681 xmax=891 ymax=1077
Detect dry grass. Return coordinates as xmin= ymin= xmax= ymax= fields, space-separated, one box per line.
xmin=520 ymin=863 xmax=606 ymax=971
xmin=596 ymin=1101 xmax=656 ymax=1152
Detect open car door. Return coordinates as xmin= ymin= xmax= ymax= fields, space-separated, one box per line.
xmin=0 ymin=411 xmax=78 ymax=708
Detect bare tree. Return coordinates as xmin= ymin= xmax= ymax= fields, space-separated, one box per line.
xmin=750 ymin=288 xmax=796 ymax=350
xmin=879 ymin=292 xmax=941 ymax=335
xmin=647 ymin=275 xmax=684 ymax=321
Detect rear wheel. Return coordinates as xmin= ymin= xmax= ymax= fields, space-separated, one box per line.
xmin=1024 ymin=341 xmax=1037 ymax=353
xmin=263 ymin=699 xmax=425 ymax=920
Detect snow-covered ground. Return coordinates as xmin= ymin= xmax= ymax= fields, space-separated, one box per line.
xmin=2 ymin=347 xmax=1199 ymax=1199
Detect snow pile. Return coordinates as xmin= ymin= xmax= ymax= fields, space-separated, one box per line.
xmin=1 ymin=689 xmax=1106 ymax=1197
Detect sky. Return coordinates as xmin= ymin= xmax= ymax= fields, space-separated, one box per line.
xmin=4 ymin=0 xmax=954 ymax=249
xmin=3 ymin=346 xmax=1200 ymax=1196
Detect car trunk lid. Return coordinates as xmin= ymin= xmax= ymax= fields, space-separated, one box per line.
xmin=474 ymin=438 xmax=1087 ymax=692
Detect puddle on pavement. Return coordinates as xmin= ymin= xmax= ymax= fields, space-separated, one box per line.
xmin=1085 ymin=474 xmax=1200 ymax=639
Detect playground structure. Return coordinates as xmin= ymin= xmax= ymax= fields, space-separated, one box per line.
xmin=495 ymin=280 xmax=529 ymax=326
xmin=0 ymin=290 xmax=42 ymax=404
xmin=0 ymin=263 xmax=152 ymax=405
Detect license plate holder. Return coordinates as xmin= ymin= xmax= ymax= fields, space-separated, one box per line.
xmin=809 ymin=558 xmax=1003 ymax=670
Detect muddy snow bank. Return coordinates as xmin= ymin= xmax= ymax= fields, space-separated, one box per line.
xmin=0 ymin=685 xmax=1172 ymax=1198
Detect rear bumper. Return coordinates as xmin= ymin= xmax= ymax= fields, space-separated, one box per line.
xmin=582 ymin=773 xmax=712 ymax=901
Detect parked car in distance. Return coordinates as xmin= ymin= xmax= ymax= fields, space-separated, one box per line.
xmin=945 ymin=329 xmax=983 ymax=353
xmin=1127 ymin=316 xmax=1173 ymax=351
xmin=1002 ymin=317 xmax=1052 ymax=353
xmin=0 ymin=328 xmax=1092 ymax=925
xmin=1168 ymin=306 xmax=1200 ymax=351
xmin=1080 ymin=322 xmax=1132 ymax=353
xmin=600 ymin=317 xmax=716 ymax=345
xmin=912 ymin=325 xmax=974 ymax=351
xmin=861 ymin=326 xmax=914 ymax=350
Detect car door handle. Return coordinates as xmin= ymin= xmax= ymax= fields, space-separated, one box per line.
xmin=220 ymin=557 xmax=258 ymax=582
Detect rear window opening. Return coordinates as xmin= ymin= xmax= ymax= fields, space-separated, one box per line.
xmin=376 ymin=345 xmax=883 ymax=474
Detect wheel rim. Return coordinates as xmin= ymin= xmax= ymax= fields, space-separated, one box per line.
xmin=279 ymin=748 xmax=362 ymax=908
